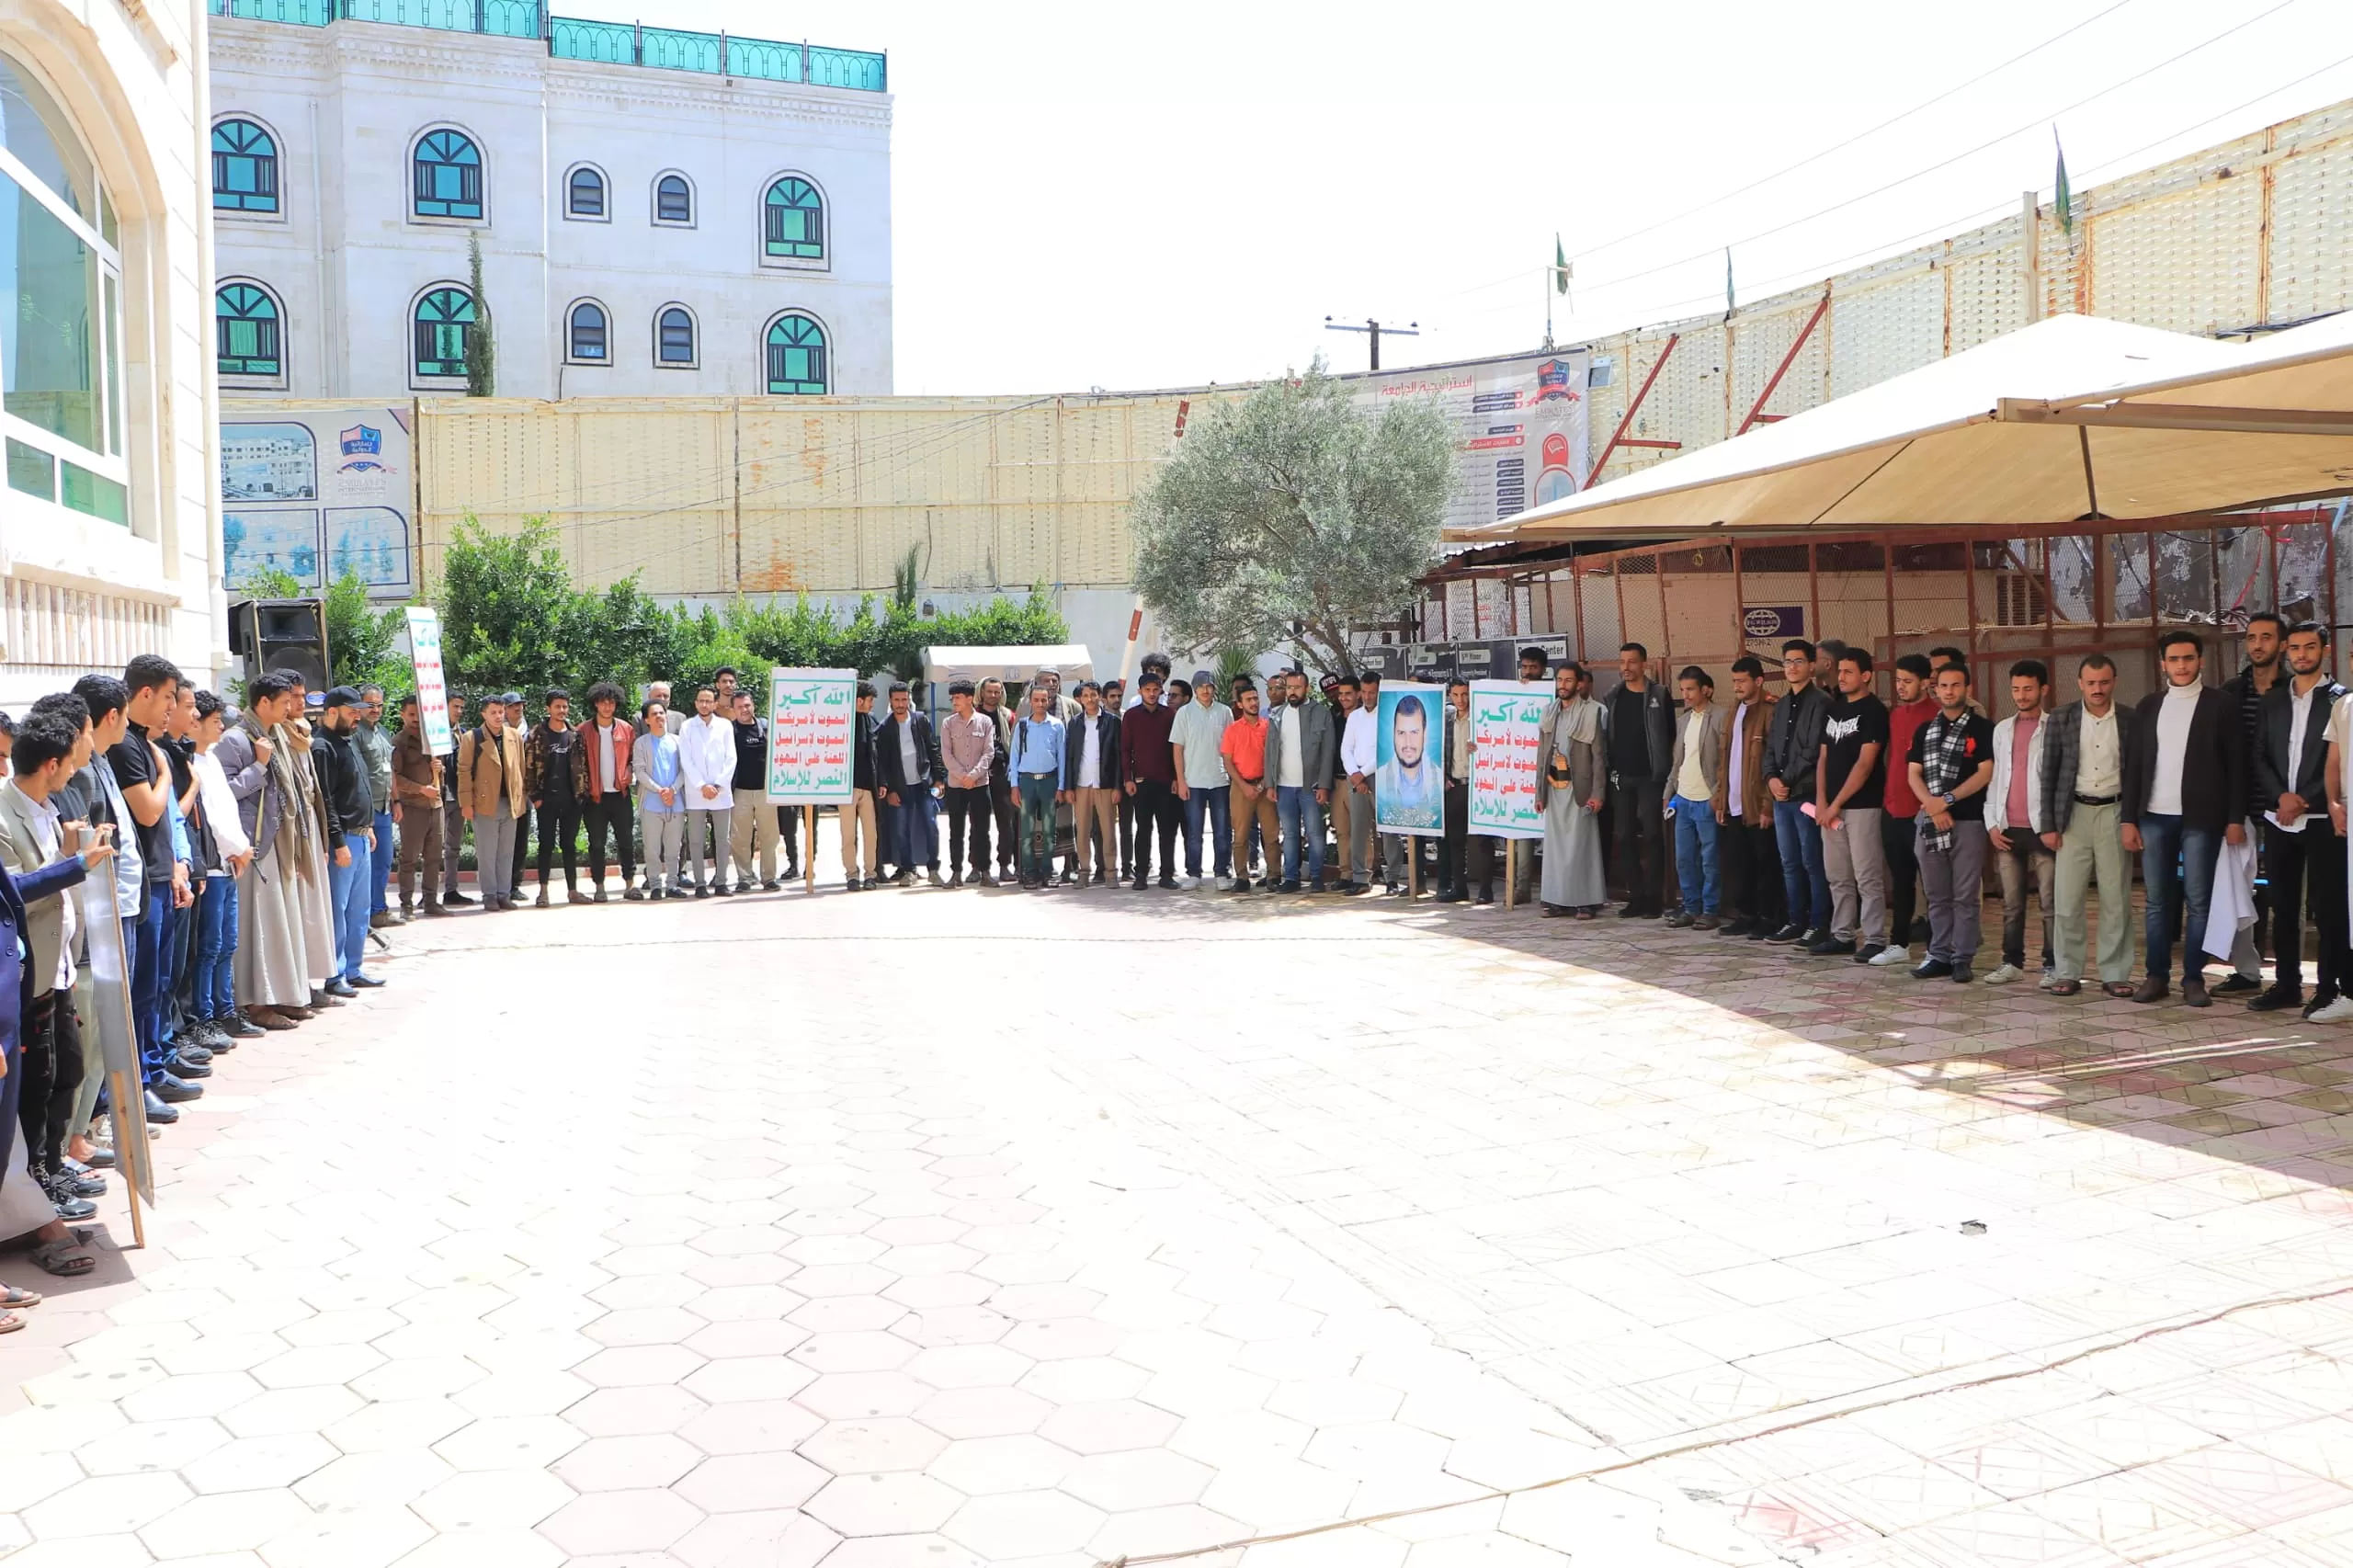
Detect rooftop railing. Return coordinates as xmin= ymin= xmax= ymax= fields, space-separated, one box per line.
xmin=210 ymin=0 xmax=888 ymax=92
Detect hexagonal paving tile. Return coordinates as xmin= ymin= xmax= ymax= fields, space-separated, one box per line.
xmin=410 ymin=1468 xmax=579 ymax=1531
xmin=1038 ymin=1399 xmax=1184 ymax=1455
xmin=672 ymin=1452 xmax=831 ymax=1513
xmin=293 ymin=1449 xmax=459 ymax=1507
xmin=929 ymin=1434 xmax=1084 ymax=1494
xmin=942 ymin=1488 xmax=1108 ymax=1558
xmin=551 ymin=1433 xmax=704 ymax=1491
xmin=677 ymin=1399 xmax=826 ymax=1457
xmin=1062 ymin=1447 xmax=1217 ymax=1510
xmin=801 ymin=1471 xmax=965 ymax=1537
xmin=801 ymin=1416 xmax=951 ymax=1474
xmin=536 ymin=1487 xmax=707 ymax=1554
xmin=179 ymin=1431 xmax=340 ymax=1494
xmin=430 ymin=1415 xmax=586 ymax=1471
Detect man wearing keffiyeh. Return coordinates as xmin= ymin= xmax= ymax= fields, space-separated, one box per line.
xmin=1905 ymin=662 xmax=1995 ymax=983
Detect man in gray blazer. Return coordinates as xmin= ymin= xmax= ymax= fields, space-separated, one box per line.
xmin=1259 ymin=669 xmax=1336 ymax=891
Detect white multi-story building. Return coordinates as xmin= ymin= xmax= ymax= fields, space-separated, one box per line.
xmin=3 ymin=0 xmax=223 ymax=705
xmin=206 ymin=0 xmax=892 ymax=403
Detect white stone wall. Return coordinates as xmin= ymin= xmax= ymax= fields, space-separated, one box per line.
xmin=1 ymin=0 xmax=225 ymax=706
xmin=208 ymin=16 xmax=893 ymax=403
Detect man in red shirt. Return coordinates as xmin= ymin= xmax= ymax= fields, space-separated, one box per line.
xmin=1871 ymin=653 xmax=1939 ymax=967
xmin=1222 ymin=685 xmax=1279 ymax=893
xmin=1120 ymin=673 xmax=1181 ymax=890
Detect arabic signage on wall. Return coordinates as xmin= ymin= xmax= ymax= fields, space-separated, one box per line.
xmin=1350 ymin=348 xmax=1594 ymax=533
xmin=221 ymin=405 xmax=414 ymax=598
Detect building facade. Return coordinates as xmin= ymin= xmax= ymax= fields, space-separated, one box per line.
xmin=3 ymin=0 xmax=224 ymax=706
xmin=206 ymin=1 xmax=892 ymax=403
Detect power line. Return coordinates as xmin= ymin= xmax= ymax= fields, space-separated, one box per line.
xmin=1557 ymin=0 xmax=2302 ymax=308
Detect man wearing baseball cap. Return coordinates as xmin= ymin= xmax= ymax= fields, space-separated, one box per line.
xmin=312 ymin=687 xmax=383 ymax=995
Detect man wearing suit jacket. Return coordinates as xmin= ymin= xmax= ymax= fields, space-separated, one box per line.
xmin=2251 ymin=621 xmax=2346 ymax=1016
xmin=2037 ymin=654 xmax=2139 ymax=997
xmin=1260 ymin=669 xmax=1336 ymax=892
xmin=2121 ymin=630 xmax=2248 ymax=1006
xmin=873 ymin=681 xmax=944 ymax=886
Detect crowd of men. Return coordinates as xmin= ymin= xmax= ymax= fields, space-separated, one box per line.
xmin=2 ymin=619 xmax=2343 ymax=1320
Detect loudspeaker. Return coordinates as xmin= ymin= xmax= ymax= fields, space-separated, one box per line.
xmin=227 ymin=597 xmax=331 ymax=689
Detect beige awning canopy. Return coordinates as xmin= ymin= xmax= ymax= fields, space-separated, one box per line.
xmin=1446 ymin=312 xmax=2353 ymax=544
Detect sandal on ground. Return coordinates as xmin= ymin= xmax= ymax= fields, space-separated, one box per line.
xmin=29 ymin=1239 xmax=95 ymax=1278
xmin=2048 ymin=980 xmax=2082 ymax=995
xmin=0 ymin=1310 xmax=23 ymax=1333
xmin=1 ymin=1283 xmax=42 ymax=1308
xmin=2101 ymin=982 xmax=2138 ymax=998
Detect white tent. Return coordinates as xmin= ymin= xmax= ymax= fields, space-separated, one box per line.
xmin=920 ymin=643 xmax=1096 ymax=686
xmin=1446 ymin=312 xmax=2353 ymax=543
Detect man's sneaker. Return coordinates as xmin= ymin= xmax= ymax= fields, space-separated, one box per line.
xmin=2212 ymin=974 xmax=2261 ymax=995
xmin=174 ymin=1040 xmax=214 ymax=1065
xmin=2248 ymin=984 xmax=2305 ymax=1013
xmin=2303 ymin=991 xmax=2341 ymax=1018
xmin=152 ymin=1072 xmax=204 ymax=1104
xmin=51 ymin=1165 xmax=106 ymax=1199
xmin=444 ymin=890 xmax=475 ymax=905
xmin=1792 ymin=926 xmax=1829 ymax=948
xmin=1868 ymin=945 xmax=1913 ymax=967
xmin=695 ymin=886 xmax=713 ymax=899
xmin=1716 ymin=918 xmax=1753 ymax=937
xmin=2308 ymin=994 xmax=2353 ymax=1023
xmin=1279 ymin=879 xmax=1302 ymax=893
xmin=222 ymin=1013 xmax=267 ymax=1038
xmin=160 ymin=1051 xmax=210 ymax=1080
xmin=1692 ymin=915 xmax=1719 ymax=930
xmin=1910 ymin=959 xmax=1954 ymax=980
xmin=1214 ymin=876 xmax=1236 ymax=892
xmin=1801 ymin=936 xmax=1855 ymax=956
xmin=1766 ymin=923 xmax=1803 ymax=943
xmin=1665 ymin=911 xmax=1695 ymax=928
xmin=1853 ymin=943 xmax=1886 ymax=964
xmin=324 ymin=979 xmax=358 ymax=999
xmin=1981 ymin=963 xmax=2024 ymax=985
xmin=623 ymin=887 xmax=645 ymax=902
xmin=1951 ymin=963 xmax=1975 ymax=983
xmin=347 ymin=973 xmax=386 ymax=989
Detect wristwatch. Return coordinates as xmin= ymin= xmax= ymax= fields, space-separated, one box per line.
xmin=1941 ymin=792 xmax=1956 ymax=806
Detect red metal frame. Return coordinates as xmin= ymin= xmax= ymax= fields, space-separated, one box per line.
xmin=1587 ymin=333 xmax=1680 ymax=486
xmin=1736 ymin=290 xmax=1830 ymax=437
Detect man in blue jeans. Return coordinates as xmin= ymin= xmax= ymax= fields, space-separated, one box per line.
xmin=1262 ymin=670 xmax=1336 ymax=892
xmin=356 ymin=686 xmax=399 ymax=926
xmin=1761 ymin=640 xmax=1831 ymax=943
xmin=1171 ymin=669 xmax=1234 ymax=890
xmin=312 ymin=687 xmax=381 ymax=995
xmin=1010 ymin=684 xmax=1066 ymax=889
xmin=2121 ymin=630 xmax=2246 ymax=1007
xmin=1665 ymin=667 xmax=1724 ymax=929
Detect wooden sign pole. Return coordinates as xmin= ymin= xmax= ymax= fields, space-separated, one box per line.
xmin=1505 ymin=840 xmax=1517 ymax=909
xmin=805 ymin=806 xmax=818 ymax=892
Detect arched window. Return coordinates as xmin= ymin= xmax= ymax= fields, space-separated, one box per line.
xmin=568 ymin=301 xmax=608 ymax=362
xmin=762 ymin=176 xmax=824 ymax=261
xmin=211 ymin=119 xmax=279 ymax=213
xmin=654 ymin=173 xmax=693 ymax=224
xmin=764 ymin=313 xmax=827 ymax=395
xmin=413 ymin=286 xmax=476 ymax=379
xmin=412 ymin=129 xmax=483 ymax=220
xmin=566 ymin=164 xmax=605 ymax=218
xmin=657 ymin=306 xmax=697 ymax=367
xmin=216 ymin=283 xmax=283 ymax=378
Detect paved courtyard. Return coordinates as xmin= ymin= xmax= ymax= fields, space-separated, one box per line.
xmin=7 ymin=874 xmax=2353 ymax=1568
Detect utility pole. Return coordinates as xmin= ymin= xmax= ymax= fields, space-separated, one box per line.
xmin=1324 ymin=315 xmax=1418 ymax=372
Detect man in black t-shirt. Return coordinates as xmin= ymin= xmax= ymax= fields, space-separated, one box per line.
xmin=1905 ymin=661 xmax=1996 ymax=982
xmin=1606 ymin=642 xmax=1676 ymax=917
xmin=524 ymin=689 xmax=581 ymax=907
xmin=107 ymin=654 xmax=195 ymax=1095
xmin=1808 ymin=650 xmax=1893 ymax=960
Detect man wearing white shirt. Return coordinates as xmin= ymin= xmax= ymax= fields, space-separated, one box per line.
xmin=1337 ymin=679 xmax=1379 ymax=894
xmin=1170 ymin=670 xmax=1233 ymax=891
xmin=675 ymin=686 xmax=737 ymax=898
xmin=2253 ymin=621 xmax=2345 ymax=1016
xmin=2121 ymin=631 xmax=2246 ymax=1006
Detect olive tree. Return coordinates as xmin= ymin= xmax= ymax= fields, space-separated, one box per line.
xmin=1131 ymin=358 xmax=1454 ymax=677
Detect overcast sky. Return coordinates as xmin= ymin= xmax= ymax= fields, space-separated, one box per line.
xmin=573 ymin=0 xmax=2353 ymax=394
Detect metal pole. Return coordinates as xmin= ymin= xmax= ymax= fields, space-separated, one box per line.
xmin=1370 ymin=320 xmax=1381 ymax=372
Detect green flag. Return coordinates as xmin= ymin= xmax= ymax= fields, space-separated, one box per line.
xmin=1554 ymin=234 xmax=1570 ymax=296
xmin=2053 ymin=129 xmax=2073 ymax=237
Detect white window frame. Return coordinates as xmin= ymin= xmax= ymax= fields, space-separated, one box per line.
xmin=406 ymin=123 xmax=489 ymax=229
xmin=565 ymin=297 xmax=611 ymax=366
xmin=0 ymin=137 xmax=132 ymax=517
xmin=756 ymin=168 xmax=831 ymax=274
xmin=650 ymin=169 xmax=696 ymax=229
xmin=653 ymin=302 xmax=699 ymax=370
xmin=563 ymin=160 xmax=609 ymax=223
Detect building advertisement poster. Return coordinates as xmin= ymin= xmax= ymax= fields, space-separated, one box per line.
xmin=767 ymin=667 xmax=858 ymax=803
xmin=1351 ymin=348 xmax=1593 ymax=532
xmin=1372 ymin=682 xmax=1448 ymax=837
xmin=405 ymin=608 xmax=454 ymax=752
xmin=1468 ymin=679 xmax=1549 ymax=840
xmin=221 ymin=406 xmax=414 ymax=597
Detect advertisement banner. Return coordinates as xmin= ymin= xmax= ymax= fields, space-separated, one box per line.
xmin=1372 ymin=682 xmax=1448 ymax=837
xmin=405 ymin=608 xmax=453 ymax=753
xmin=1468 ymin=679 xmax=1549 ymax=840
xmin=221 ymin=406 xmax=414 ymax=597
xmin=1353 ymin=348 xmax=1593 ymax=532
xmin=767 ymin=667 xmax=858 ymax=803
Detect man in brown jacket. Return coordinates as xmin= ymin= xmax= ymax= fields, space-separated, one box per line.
xmin=391 ymin=695 xmax=449 ymax=917
xmin=457 ymin=696 xmax=529 ymax=911
xmin=1715 ymin=655 xmax=1783 ymax=937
